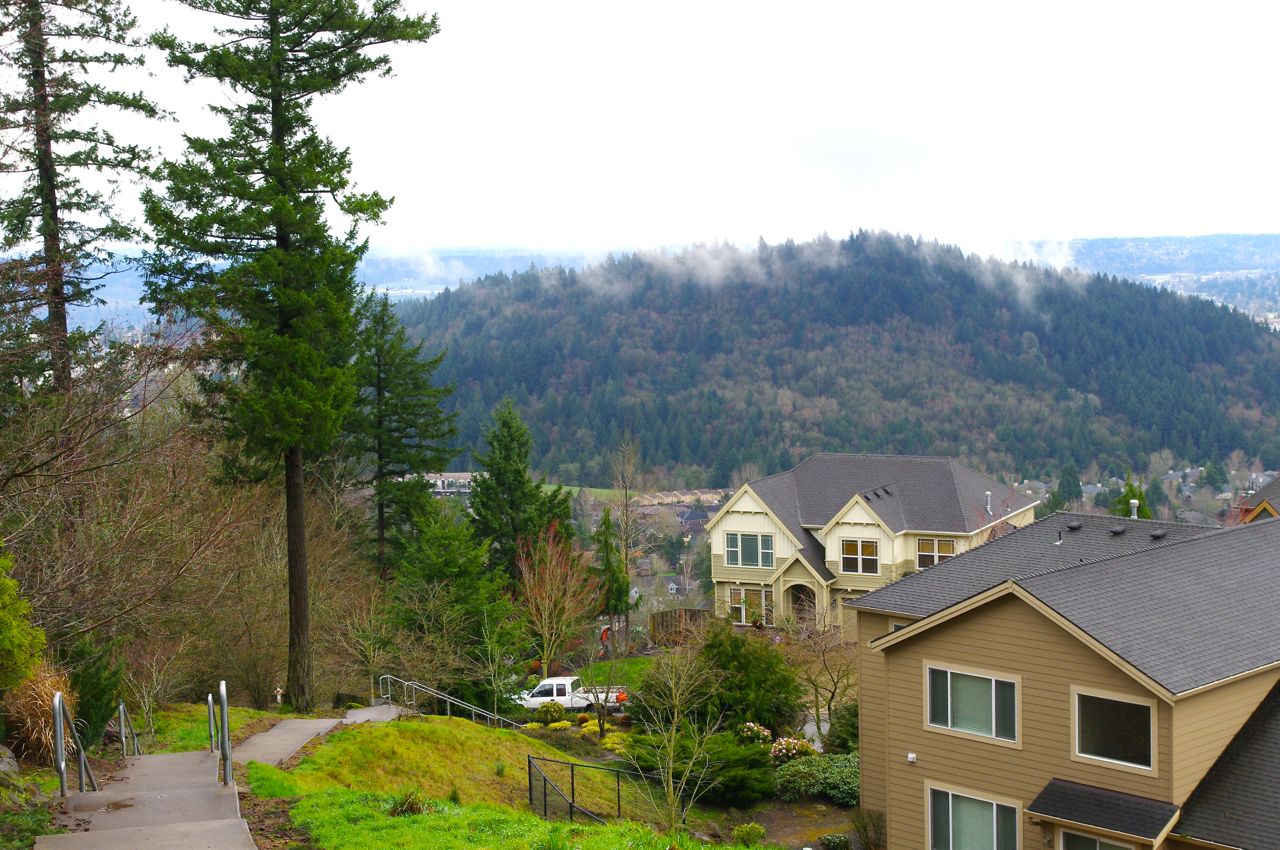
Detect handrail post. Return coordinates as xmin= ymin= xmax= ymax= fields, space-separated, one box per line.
xmin=569 ymin=763 xmax=575 ymax=822
xmin=218 ymin=680 xmax=232 ymax=785
xmin=53 ymin=692 xmax=66 ymax=798
xmin=207 ymin=694 xmax=216 ymax=753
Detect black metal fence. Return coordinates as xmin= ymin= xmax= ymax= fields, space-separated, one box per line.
xmin=527 ymin=755 xmax=650 ymax=825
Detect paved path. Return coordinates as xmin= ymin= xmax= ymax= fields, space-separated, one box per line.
xmin=37 ymin=704 xmax=393 ymax=849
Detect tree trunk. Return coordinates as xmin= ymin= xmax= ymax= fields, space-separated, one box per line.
xmin=21 ymin=0 xmax=70 ymax=391
xmin=285 ymin=444 xmax=312 ymax=711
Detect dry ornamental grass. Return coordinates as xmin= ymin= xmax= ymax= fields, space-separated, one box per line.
xmin=3 ymin=664 xmax=77 ymax=764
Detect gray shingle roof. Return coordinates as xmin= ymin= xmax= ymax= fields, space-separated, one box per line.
xmin=851 ymin=512 xmax=1212 ymax=619
xmin=1027 ymin=779 xmax=1179 ymax=841
xmin=1176 ymin=681 xmax=1280 ymax=850
xmin=749 ymin=471 xmax=833 ymax=581
xmin=748 ymin=453 xmax=1035 ymax=538
xmin=1018 ymin=518 xmax=1280 ymax=695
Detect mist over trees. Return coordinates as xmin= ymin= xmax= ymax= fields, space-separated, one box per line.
xmin=398 ymin=232 xmax=1280 ymax=486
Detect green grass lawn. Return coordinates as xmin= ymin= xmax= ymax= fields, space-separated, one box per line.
xmin=246 ymin=716 xmax=777 ymax=849
xmin=574 ymin=657 xmax=653 ymax=693
xmin=0 ymin=768 xmax=64 ymax=850
xmin=148 ymin=702 xmax=284 ymax=753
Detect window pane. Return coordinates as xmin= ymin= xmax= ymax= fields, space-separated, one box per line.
xmin=862 ymin=540 xmax=878 ymax=557
xmin=726 ymin=533 xmax=738 ymax=565
xmin=929 ymin=668 xmax=949 ymax=726
xmin=741 ymin=534 xmax=759 ymax=567
xmin=995 ymin=680 xmax=1016 ymax=740
xmin=729 ymin=605 xmax=744 ymax=624
xmin=1078 ymin=694 xmax=1151 ymax=767
xmin=951 ymin=794 xmax=994 ymax=850
xmin=919 ymin=553 xmax=936 ymax=568
xmin=761 ymin=536 xmax=774 ymax=568
xmin=930 ymin=789 xmax=950 ymax=850
xmin=939 ymin=540 xmax=955 ymax=555
xmin=950 ymin=673 xmax=994 ymax=736
xmin=920 ymin=539 xmax=935 ymax=554
xmin=995 ymin=804 xmax=1016 ymax=850
xmin=1100 ymin=841 xmax=1127 ymax=850
xmin=1062 ymin=834 xmax=1096 ymax=850
xmin=843 ymin=540 xmax=858 ymax=556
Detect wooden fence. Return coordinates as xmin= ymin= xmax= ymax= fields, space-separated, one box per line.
xmin=648 ymin=607 xmax=710 ymax=645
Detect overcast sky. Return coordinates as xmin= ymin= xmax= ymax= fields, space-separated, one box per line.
xmin=125 ymin=0 xmax=1280 ymax=262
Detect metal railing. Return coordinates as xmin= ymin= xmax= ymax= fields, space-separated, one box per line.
xmin=212 ymin=680 xmax=231 ymax=784
xmin=116 ymin=700 xmax=141 ymax=758
xmin=52 ymin=691 xmax=98 ymax=797
xmin=379 ymin=674 xmax=523 ymax=729
xmin=527 ymin=755 xmax=649 ymax=824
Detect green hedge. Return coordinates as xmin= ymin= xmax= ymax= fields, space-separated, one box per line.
xmin=774 ymin=754 xmax=859 ymax=807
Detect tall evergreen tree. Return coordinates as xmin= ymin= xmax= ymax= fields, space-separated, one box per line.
xmin=142 ymin=0 xmax=437 ymax=710
xmin=348 ymin=292 xmax=457 ymax=575
xmin=1109 ymin=473 xmax=1152 ymax=519
xmin=1056 ymin=461 xmax=1083 ymax=504
xmin=0 ymin=0 xmax=158 ymax=389
xmin=469 ymin=399 xmax=571 ymax=584
xmin=592 ymin=507 xmax=629 ymax=656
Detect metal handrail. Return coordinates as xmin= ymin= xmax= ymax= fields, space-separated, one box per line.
xmin=52 ymin=691 xmax=99 ymax=797
xmin=527 ymin=755 xmax=607 ymax=824
xmin=218 ymin=680 xmax=231 ymax=784
xmin=378 ymin=674 xmax=523 ymax=729
xmin=117 ymin=700 xmax=141 ymax=758
xmin=207 ymin=693 xmax=217 ymax=753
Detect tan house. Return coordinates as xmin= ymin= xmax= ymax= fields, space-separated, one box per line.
xmin=1238 ymin=475 xmax=1280 ymax=523
xmin=851 ymin=512 xmax=1280 ymax=850
xmin=707 ymin=453 xmax=1036 ymax=628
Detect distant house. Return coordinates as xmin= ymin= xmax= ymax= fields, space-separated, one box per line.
xmin=849 ymin=513 xmax=1280 ymax=850
xmin=422 ymin=472 xmax=475 ymax=501
xmin=1238 ymin=474 xmax=1280 ymax=523
xmin=706 ymin=453 xmax=1037 ymax=629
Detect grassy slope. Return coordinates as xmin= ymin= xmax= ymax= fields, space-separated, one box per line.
xmin=248 ymin=716 xmax=773 ymax=850
xmin=574 ymin=657 xmax=653 ymax=692
xmin=149 ymin=703 xmax=284 ymax=753
xmin=249 ymin=716 xmax=656 ymax=819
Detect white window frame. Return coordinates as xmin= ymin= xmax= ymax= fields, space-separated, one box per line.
xmin=1059 ymin=828 xmax=1134 ymax=850
xmin=728 ymin=586 xmax=774 ymax=626
xmin=917 ymin=537 xmax=956 ymax=568
xmin=927 ymin=783 xmax=1020 ymax=850
xmin=840 ymin=538 xmax=880 ymax=574
xmin=1070 ymin=685 xmax=1158 ymax=775
xmin=724 ymin=532 xmax=774 ymax=568
xmin=924 ymin=661 xmax=1021 ymax=747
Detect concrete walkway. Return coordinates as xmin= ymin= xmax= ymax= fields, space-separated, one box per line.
xmin=37 ymin=704 xmax=393 ymax=849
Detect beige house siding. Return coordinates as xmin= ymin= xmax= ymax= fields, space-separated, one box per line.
xmin=857 ymin=610 xmax=894 ymax=813
xmin=1170 ymin=667 xmax=1280 ymax=804
xmin=879 ymin=594 xmax=1172 ymax=850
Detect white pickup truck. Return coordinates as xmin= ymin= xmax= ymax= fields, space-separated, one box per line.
xmin=519 ymin=676 xmax=628 ymax=711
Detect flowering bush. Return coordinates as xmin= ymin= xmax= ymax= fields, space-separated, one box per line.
xmin=737 ymin=722 xmax=773 ymax=746
xmin=546 ymin=720 xmax=573 ymax=731
xmin=770 ymin=736 xmax=818 ymax=764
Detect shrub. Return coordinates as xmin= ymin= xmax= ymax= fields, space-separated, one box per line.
xmin=736 ymin=722 xmax=772 ymax=746
xmin=494 ymin=761 xmax=506 ymax=777
xmin=849 ymin=807 xmax=886 ymax=850
xmin=629 ymin=732 xmax=775 ymax=807
xmin=546 ymin=720 xmax=572 ymax=731
xmin=3 ymin=664 xmax=74 ymax=763
xmin=770 ymin=736 xmax=817 ymax=764
xmin=62 ymin=635 xmax=123 ymax=750
xmin=775 ymin=754 xmax=860 ymax=807
xmin=730 ymin=822 xmax=767 ymax=846
xmin=387 ymin=790 xmax=426 ymax=816
xmin=534 ymin=701 xmax=566 ymax=724
xmin=0 ymin=554 xmax=42 ymax=692
xmin=823 ymin=702 xmax=859 ymax=754
xmin=332 ymin=692 xmax=364 ymax=709
xmin=576 ymin=713 xmax=592 ymax=726
xmin=446 ymin=785 xmax=461 ymax=805
xmin=818 ymin=834 xmax=850 ymax=850
xmin=600 ymin=733 xmax=628 ymax=754
xmin=523 ymin=722 xmax=545 ymax=730
xmin=700 ymin=619 xmax=804 ymax=732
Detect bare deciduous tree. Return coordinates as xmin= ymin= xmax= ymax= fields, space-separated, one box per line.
xmin=518 ymin=522 xmax=599 ymax=676
xmin=335 ymin=589 xmax=397 ymax=705
xmin=779 ymin=608 xmax=858 ymax=742
xmin=124 ymin=635 xmax=194 ymax=739
xmin=626 ymin=646 xmax=722 ymax=833
xmin=607 ymin=436 xmax=652 ymax=651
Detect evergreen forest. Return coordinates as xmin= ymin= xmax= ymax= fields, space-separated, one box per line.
xmin=398 ymin=232 xmax=1280 ymax=486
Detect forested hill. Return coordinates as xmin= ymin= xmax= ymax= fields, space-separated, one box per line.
xmin=397 ymin=232 xmax=1280 ymax=487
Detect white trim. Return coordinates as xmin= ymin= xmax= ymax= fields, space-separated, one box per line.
xmin=1070 ymin=685 xmax=1158 ymax=776
xmin=1059 ymin=827 xmax=1134 ymax=850
xmin=923 ymin=660 xmax=1022 ymax=749
xmin=839 ymin=537 xmax=880 ymax=574
xmin=916 ymin=536 xmax=957 ymax=569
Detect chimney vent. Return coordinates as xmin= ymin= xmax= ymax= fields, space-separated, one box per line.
xmin=985 ymin=491 xmax=992 ymax=515
xmin=1129 ymin=499 xmax=1139 ymax=519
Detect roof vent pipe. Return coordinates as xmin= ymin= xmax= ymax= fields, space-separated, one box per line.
xmin=1129 ymin=499 xmax=1139 ymax=519
xmin=985 ymin=491 xmax=992 ymax=515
